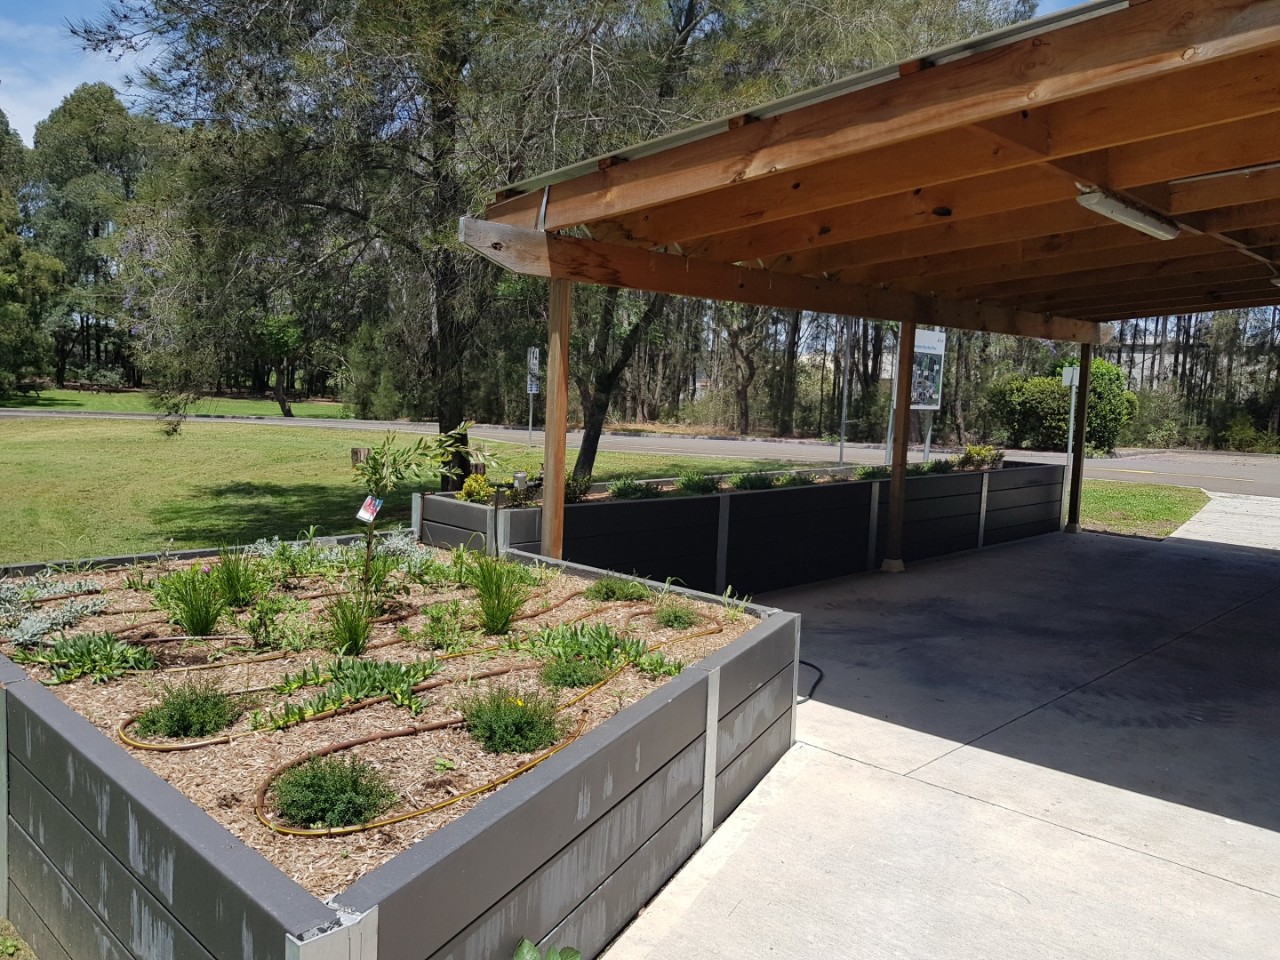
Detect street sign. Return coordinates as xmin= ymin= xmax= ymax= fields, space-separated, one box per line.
xmin=527 ymin=346 xmax=540 ymax=376
xmin=527 ymin=375 xmax=540 ymax=395
xmin=1062 ymin=366 xmax=1080 ymax=387
xmin=909 ymin=329 xmax=946 ymax=411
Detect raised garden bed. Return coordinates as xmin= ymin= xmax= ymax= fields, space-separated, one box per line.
xmin=0 ymin=539 xmax=798 ymax=960
xmin=419 ymin=460 xmax=1066 ymax=593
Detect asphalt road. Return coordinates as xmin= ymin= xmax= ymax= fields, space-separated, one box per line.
xmin=4 ymin=409 xmax=1278 ymax=498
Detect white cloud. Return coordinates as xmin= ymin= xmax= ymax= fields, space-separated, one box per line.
xmin=0 ymin=15 xmax=139 ymax=146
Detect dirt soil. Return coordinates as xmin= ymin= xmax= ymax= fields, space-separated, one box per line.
xmin=0 ymin=547 xmax=755 ymax=900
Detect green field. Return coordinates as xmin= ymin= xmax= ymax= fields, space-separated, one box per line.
xmin=0 ymin=388 xmax=346 ymax=419
xmin=0 ymin=419 xmax=824 ymax=564
xmin=1079 ymin=479 xmax=1209 ymax=538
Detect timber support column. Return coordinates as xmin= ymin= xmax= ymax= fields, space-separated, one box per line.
xmin=541 ymin=278 xmax=572 ymax=558
xmin=1065 ymin=342 xmax=1092 ymax=533
xmin=882 ymin=317 xmax=917 ymax=573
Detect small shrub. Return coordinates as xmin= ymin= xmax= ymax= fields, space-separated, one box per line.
xmin=154 ymin=565 xmax=228 ymax=636
xmin=466 ymin=556 xmax=532 ymax=634
xmin=922 ymin=457 xmax=955 ymax=474
xmin=11 ymin=632 xmax=155 ymax=684
xmin=462 ymin=686 xmax=563 ymax=753
xmin=514 ymin=938 xmax=581 ymax=960
xmin=458 ymin=473 xmax=496 ymax=504
xmin=326 ymin=594 xmax=373 ymax=655
xmin=655 ymin=598 xmax=699 ymax=630
xmin=634 ymin=652 xmax=683 ymax=678
xmin=731 ymin=472 xmax=775 ymax=491
xmin=608 ymin=477 xmax=661 ymax=500
xmin=272 ymin=756 xmax=397 ymax=828
xmin=956 ymin=444 xmax=1004 ymax=471
xmin=541 ymin=657 xmax=611 ymax=689
xmin=402 ymin=599 xmax=482 ymax=653
xmin=854 ymin=465 xmax=890 ymax=481
xmin=778 ymin=472 xmax=815 ymax=486
xmin=563 ymin=475 xmax=592 ymax=504
xmin=676 ymin=471 xmax=720 ymax=495
xmin=243 ymin=594 xmax=310 ymax=651
xmin=214 ymin=546 xmax=261 ymax=607
xmin=535 ymin=621 xmax=647 ymax=689
xmin=583 ymin=576 xmax=651 ymax=602
xmin=135 ymin=679 xmax=246 ymax=739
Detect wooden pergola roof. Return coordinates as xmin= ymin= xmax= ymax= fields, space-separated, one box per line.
xmin=463 ymin=0 xmax=1280 ymax=343
xmin=460 ymin=0 xmax=1280 ymax=564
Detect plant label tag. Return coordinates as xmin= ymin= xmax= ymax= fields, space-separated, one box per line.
xmin=357 ymin=497 xmax=383 ymax=522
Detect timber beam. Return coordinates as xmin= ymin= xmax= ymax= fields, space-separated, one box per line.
xmin=459 ymin=217 xmax=1109 ymax=344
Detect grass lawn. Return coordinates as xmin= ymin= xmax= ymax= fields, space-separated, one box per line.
xmin=1080 ymin=479 xmax=1209 ymax=538
xmin=0 ymin=387 xmax=346 ymax=419
xmin=0 ymin=419 xmax=823 ymax=564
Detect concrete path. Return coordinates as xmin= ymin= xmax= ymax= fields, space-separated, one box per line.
xmin=1169 ymin=491 xmax=1280 ymax=549
xmin=601 ymin=533 xmax=1280 ymax=960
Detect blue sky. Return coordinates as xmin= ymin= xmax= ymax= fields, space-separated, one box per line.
xmin=0 ymin=0 xmax=1085 ymax=148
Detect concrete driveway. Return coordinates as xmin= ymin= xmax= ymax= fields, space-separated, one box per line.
xmin=603 ymin=533 xmax=1280 ymax=959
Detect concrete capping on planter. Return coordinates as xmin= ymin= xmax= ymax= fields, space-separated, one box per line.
xmin=1 ymin=551 xmax=799 ymax=960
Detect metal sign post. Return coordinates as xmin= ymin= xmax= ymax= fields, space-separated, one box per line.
xmin=1061 ymin=365 xmax=1080 ymax=526
xmin=527 ymin=346 xmax=540 ymax=445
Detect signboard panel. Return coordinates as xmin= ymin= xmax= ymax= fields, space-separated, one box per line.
xmin=910 ymin=329 xmax=946 ymax=411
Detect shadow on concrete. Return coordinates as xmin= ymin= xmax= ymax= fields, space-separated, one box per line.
xmin=761 ymin=532 xmax=1280 ymax=833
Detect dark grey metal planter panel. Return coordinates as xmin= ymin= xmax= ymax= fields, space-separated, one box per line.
xmin=905 ymin=471 xmax=984 ymax=501
xmin=5 ymin=676 xmax=335 ymax=960
xmin=563 ymin=498 xmax=720 ymax=592
xmin=985 ymin=499 xmax=1062 ymax=532
xmin=713 ymin=710 xmax=793 ymax=827
xmin=427 ymin=737 xmax=705 ymax=960
xmin=986 ymin=481 xmax=1063 ymax=514
xmin=8 ymin=882 xmax=73 ymax=960
xmin=535 ymin=794 xmax=704 ymax=960
xmin=715 ymin=665 xmax=795 ymax=774
xmin=420 ymin=520 xmax=486 ymax=551
xmin=697 ymin=612 xmax=800 ymax=719
xmin=8 ymin=761 xmax=215 ymax=960
xmin=8 ymin=825 xmax=133 ymax=960
xmin=336 ymin=670 xmax=708 ymax=960
xmin=985 ymin=516 xmax=1061 ymax=544
xmin=988 ymin=463 xmax=1062 ymax=492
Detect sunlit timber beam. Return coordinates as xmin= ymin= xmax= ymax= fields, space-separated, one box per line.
xmin=459 ymin=218 xmax=1109 ymax=344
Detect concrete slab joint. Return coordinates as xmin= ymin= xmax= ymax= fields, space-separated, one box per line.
xmin=286 ymin=906 xmax=378 ymax=960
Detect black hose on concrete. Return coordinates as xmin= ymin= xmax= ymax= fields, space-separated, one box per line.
xmin=796 ymin=659 xmax=824 ymax=704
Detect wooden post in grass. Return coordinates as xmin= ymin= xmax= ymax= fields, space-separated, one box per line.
xmin=1066 ymin=342 xmax=1092 ymax=533
xmin=541 ymin=279 xmax=572 ymax=558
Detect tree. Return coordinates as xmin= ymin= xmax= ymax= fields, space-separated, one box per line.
xmin=0 ymin=108 xmax=63 ymax=395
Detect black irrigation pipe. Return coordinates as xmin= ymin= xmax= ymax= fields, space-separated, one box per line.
xmin=796 ymin=659 xmax=824 ymax=704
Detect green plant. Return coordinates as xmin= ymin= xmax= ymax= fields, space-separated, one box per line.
xmin=214 ymin=546 xmax=261 ymax=607
xmin=583 ymin=576 xmax=651 ymax=602
xmin=563 ymin=475 xmax=593 ymax=504
xmin=458 ymin=472 xmax=496 ymax=504
xmin=258 ymin=657 xmax=438 ymax=727
xmin=326 ymin=594 xmax=374 ymax=655
xmin=956 ymin=444 xmax=1004 ymax=471
xmin=854 ymin=464 xmax=890 ymax=481
xmin=778 ymin=471 xmax=815 ymax=486
xmin=433 ymin=757 xmax=456 ymax=772
xmin=720 ymin=586 xmax=751 ymax=624
xmin=272 ymin=756 xmax=397 ymax=829
xmin=242 ymin=593 xmax=310 ymax=650
xmin=135 ymin=679 xmax=247 ymax=739
xmin=541 ymin=657 xmax=610 ymax=689
xmin=676 ymin=471 xmax=720 ymax=495
xmin=122 ymin=563 xmax=153 ymax=591
xmin=463 ymin=685 xmax=563 ymax=754
xmin=655 ymin=597 xmax=699 ymax=630
xmin=466 ymin=556 xmax=532 ymax=634
xmin=513 ymin=939 xmax=580 ymax=960
xmin=535 ymin=622 xmax=646 ymax=688
xmin=11 ymin=632 xmax=155 ymax=684
xmin=153 ymin=565 xmax=228 ymax=636
xmin=607 ymin=477 xmax=661 ymax=500
xmin=401 ymin=599 xmax=482 ymax=653
xmin=731 ymin=472 xmax=776 ymax=490
xmin=634 ymin=652 xmax=683 ymax=678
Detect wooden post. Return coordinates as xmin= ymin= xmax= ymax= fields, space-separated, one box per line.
xmin=882 ymin=317 xmax=917 ymax=572
xmin=541 ymin=278 xmax=572 ymax=558
xmin=1066 ymin=342 xmax=1092 ymax=533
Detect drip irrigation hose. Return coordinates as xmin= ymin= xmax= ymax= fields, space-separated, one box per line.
xmin=796 ymin=659 xmax=824 ymax=704
xmin=31 ymin=588 xmax=104 ymax=605
xmin=254 ymin=713 xmax=591 ymax=837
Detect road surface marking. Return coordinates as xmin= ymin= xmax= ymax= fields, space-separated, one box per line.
xmin=1093 ymin=467 xmax=1254 ymax=483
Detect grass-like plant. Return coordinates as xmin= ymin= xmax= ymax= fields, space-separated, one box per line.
xmin=11 ymin=631 xmax=155 ymax=684
xmin=720 ymin=587 xmax=752 ymax=624
xmin=272 ymin=756 xmax=397 ymax=829
xmin=535 ymin=622 xmax=647 ymax=689
xmin=153 ymin=565 xmax=228 ymax=636
xmin=214 ymin=546 xmax=260 ymax=607
xmin=607 ymin=477 xmax=661 ymax=500
xmin=730 ymin=472 xmax=776 ymax=491
xmin=135 ymin=679 xmax=247 ymax=739
xmin=325 ymin=594 xmax=373 ymax=655
xmin=654 ymin=597 xmax=699 ymax=630
xmin=676 ymin=471 xmax=720 ymax=495
xmin=583 ymin=576 xmax=651 ymax=602
xmin=462 ymin=686 xmax=563 ymax=753
xmin=466 ymin=556 xmax=531 ymax=635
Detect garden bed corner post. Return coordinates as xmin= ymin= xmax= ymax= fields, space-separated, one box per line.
xmin=542 ymin=278 xmax=572 ymax=558
xmin=1065 ymin=342 xmax=1092 ymax=534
